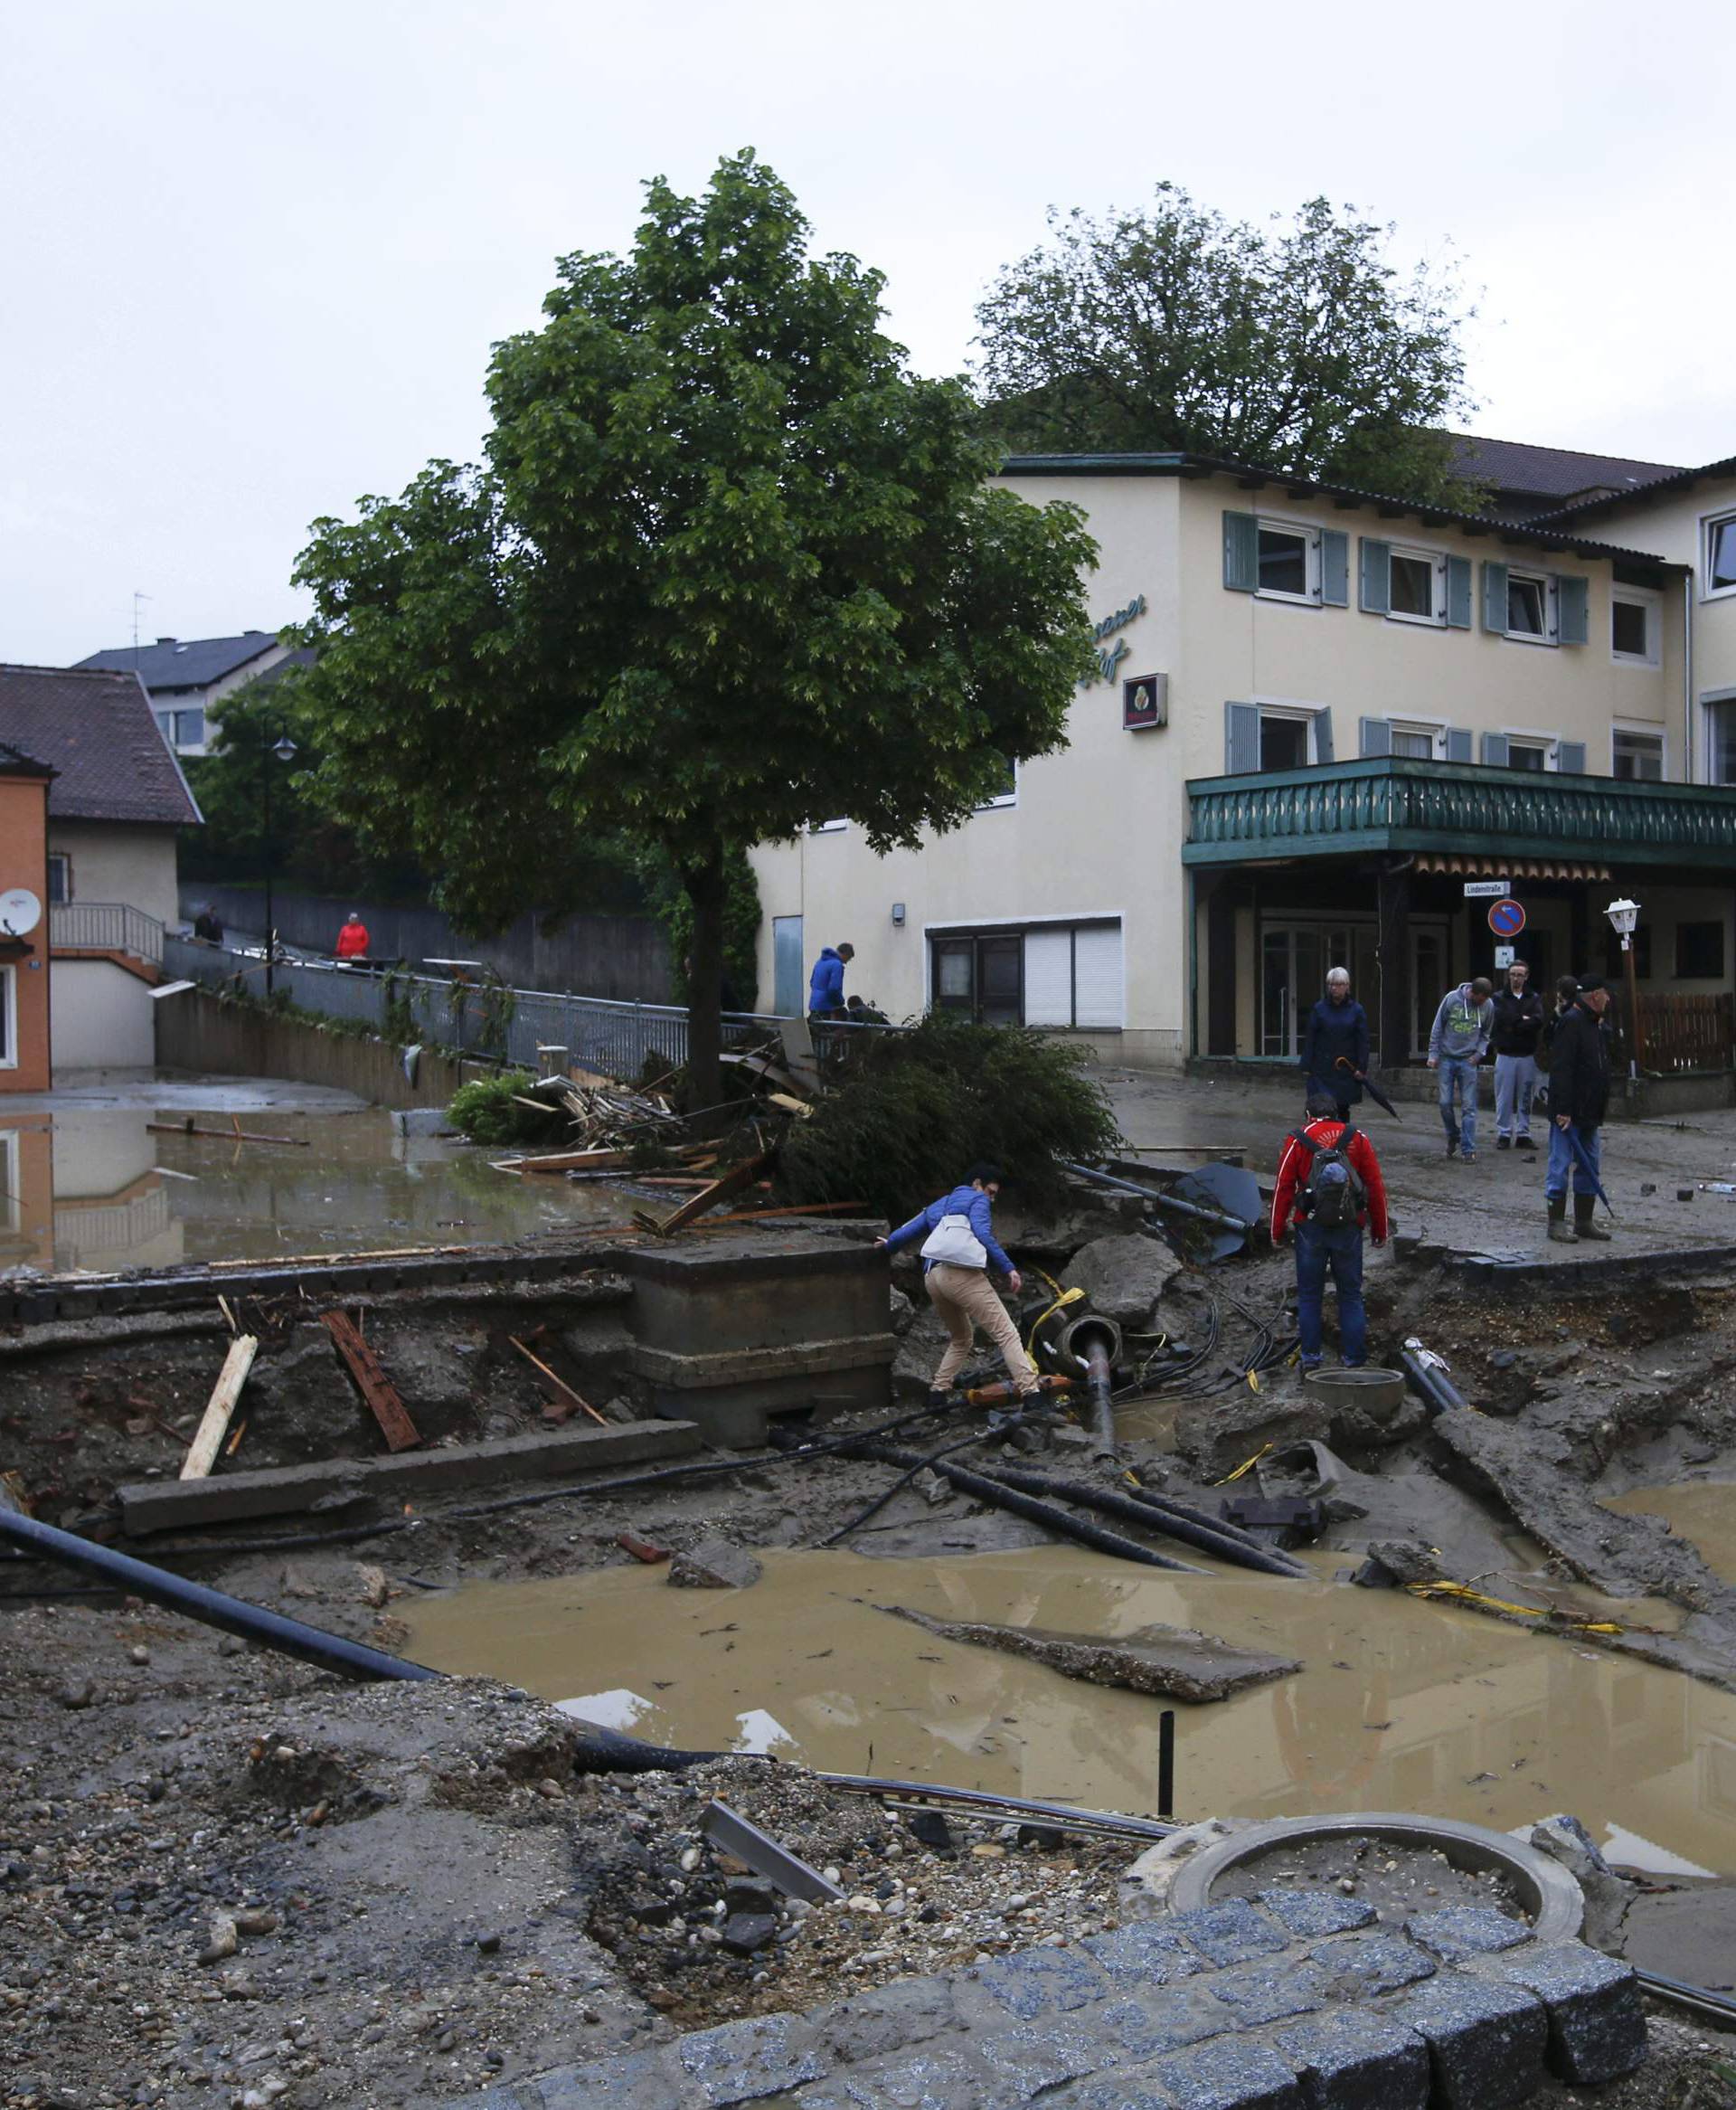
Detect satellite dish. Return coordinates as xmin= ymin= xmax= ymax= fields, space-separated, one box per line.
xmin=0 ymin=887 xmax=42 ymax=936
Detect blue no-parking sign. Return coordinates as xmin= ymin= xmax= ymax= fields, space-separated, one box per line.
xmin=1488 ymin=898 xmax=1526 ymax=938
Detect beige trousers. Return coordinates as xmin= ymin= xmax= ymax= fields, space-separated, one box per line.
xmin=926 ymin=1263 xmax=1039 ymax=1395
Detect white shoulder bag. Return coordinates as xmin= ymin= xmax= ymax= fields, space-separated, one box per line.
xmin=920 ymin=1212 xmax=988 ymax=1268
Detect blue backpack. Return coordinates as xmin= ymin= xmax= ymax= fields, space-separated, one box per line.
xmin=1289 ymin=1122 xmax=1365 ymax=1230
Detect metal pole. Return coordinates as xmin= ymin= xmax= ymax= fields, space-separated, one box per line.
xmin=1157 ymin=1708 xmax=1176 ymax=1819
xmin=261 ymin=736 xmax=275 ymax=999
xmin=1623 ymin=936 xmax=1643 ymax=1080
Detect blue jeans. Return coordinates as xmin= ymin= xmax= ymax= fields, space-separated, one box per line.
xmin=1295 ymin=1220 xmax=1366 ymax=1367
xmin=1545 ymin=1121 xmax=1601 ymax=1200
xmin=1438 ymin=1055 xmax=1480 ymax=1152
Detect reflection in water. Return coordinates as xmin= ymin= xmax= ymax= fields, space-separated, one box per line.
xmin=0 ymin=1104 xmax=631 ymax=1274
xmin=405 ymin=1546 xmax=1736 ymax=1878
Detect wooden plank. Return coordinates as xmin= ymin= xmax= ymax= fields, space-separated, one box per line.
xmin=320 ymin=1310 xmax=421 ymax=1452
xmin=179 ymin=1334 xmax=259 ymax=1480
xmin=654 ymin=1150 xmax=776 ymax=1235
xmin=146 ymin=1121 xmax=307 ymax=1147
xmin=505 ymin=1334 xmax=607 ymax=1425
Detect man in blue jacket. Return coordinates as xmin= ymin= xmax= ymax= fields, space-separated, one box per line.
xmin=1300 ymin=968 xmax=1369 ymax=1122
xmin=876 ymin=1163 xmax=1040 ymax=1404
xmin=807 ymin=942 xmax=854 ymax=1018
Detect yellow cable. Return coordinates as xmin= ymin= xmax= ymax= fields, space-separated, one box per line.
xmin=1212 ymin=1443 xmax=1272 ymax=1486
xmin=1403 ymin=1580 xmax=1624 ymax=1635
xmin=1024 ymin=1284 xmax=1084 ymax=1354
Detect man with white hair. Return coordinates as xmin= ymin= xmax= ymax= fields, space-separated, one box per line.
xmin=1299 ymin=967 xmax=1369 ymax=1124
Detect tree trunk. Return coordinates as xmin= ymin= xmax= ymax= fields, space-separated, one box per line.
xmin=681 ymin=845 xmax=728 ymax=1115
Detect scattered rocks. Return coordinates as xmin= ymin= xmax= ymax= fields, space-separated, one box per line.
xmin=199 ymin=1913 xmax=240 ymax=1963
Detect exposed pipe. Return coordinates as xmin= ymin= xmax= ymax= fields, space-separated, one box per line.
xmin=1062 ymin=1160 xmax=1254 ymax=1238
xmin=979 ymin=1464 xmax=1309 ymax=1578
xmin=821 ymin=1773 xmax=1176 ymax=1841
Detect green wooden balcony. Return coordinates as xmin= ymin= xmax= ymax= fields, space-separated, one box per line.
xmin=1184 ymin=757 xmax=1736 ymax=869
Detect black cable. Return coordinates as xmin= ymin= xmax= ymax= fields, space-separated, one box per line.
xmin=971 ymin=1462 xmax=1307 ymax=1578
xmin=819 ymin=1428 xmax=996 ymax=1547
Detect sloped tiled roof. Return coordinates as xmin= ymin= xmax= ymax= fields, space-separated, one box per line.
xmin=1447 ymin=433 xmax=1685 ymax=516
xmin=0 ymin=738 xmax=53 ymax=778
xmin=1533 ymin=451 xmax=1736 ymax=525
xmin=75 ymin=629 xmax=285 ymax=695
xmin=0 ymin=667 xmax=201 ymax=826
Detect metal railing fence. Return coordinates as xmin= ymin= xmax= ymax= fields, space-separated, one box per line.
xmin=163 ymin=936 xmax=786 ymax=1084
xmin=52 ymin=902 xmax=165 ymax=963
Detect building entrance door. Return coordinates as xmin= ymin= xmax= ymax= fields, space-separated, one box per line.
xmin=772 ymin=915 xmax=804 ymax=1017
xmin=1260 ymin=920 xmax=1380 ymax=1060
xmin=1409 ymin=922 xmax=1452 ymax=1056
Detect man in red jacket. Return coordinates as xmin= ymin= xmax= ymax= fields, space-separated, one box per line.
xmin=335 ymin=913 xmax=370 ymax=962
xmin=1271 ymin=1087 xmax=1390 ymax=1370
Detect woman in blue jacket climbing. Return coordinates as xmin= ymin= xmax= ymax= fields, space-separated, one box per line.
xmin=877 ymin=1164 xmax=1041 ymax=1404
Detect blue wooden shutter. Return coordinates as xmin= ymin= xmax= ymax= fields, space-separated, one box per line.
xmin=1481 ymin=732 xmax=1510 ymax=767
xmin=1225 ymin=701 xmax=1260 ymax=773
xmin=1223 ymin=512 xmax=1259 ymax=593
xmin=1446 ymin=727 xmax=1473 ymax=763
xmin=1313 ymin=709 xmax=1334 ymax=763
xmin=1359 ymin=538 xmax=1391 ymax=614
xmin=1446 ymin=557 xmax=1473 ymax=629
xmin=1557 ymin=575 xmax=1590 ymax=646
xmin=1320 ymin=530 xmax=1349 ymax=607
xmin=1482 ymin=561 xmax=1509 ymax=633
xmin=1360 ymin=715 xmax=1392 ymax=757
xmin=1557 ymin=740 xmax=1587 ymax=774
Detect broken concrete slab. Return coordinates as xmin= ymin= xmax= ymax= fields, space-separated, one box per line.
xmin=881 ymin=1605 xmax=1300 ymax=1704
xmin=117 ymin=1418 xmax=701 ymax=1535
xmin=1176 ymin=1390 xmax=1335 ymax=1482
xmin=668 ymin=1538 xmax=762 ymax=1590
xmin=1061 ymin=1232 xmax=1183 ymax=1327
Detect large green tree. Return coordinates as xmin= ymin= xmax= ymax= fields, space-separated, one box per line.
xmin=291 ymin=151 xmax=1096 ymax=1103
xmin=976 ymin=187 xmax=1481 ymax=506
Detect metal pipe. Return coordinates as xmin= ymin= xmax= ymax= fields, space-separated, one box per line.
xmin=980 ymin=1464 xmax=1309 ymax=1579
xmin=1157 ymin=1709 xmax=1175 ymax=1819
xmin=821 ymin=1773 xmax=1176 ymax=1842
xmin=1084 ymin=1331 xmax=1116 ymax=1455
xmin=0 ymin=1509 xmax=442 ymax=1683
xmin=1061 ymin=1161 xmax=1252 ymax=1237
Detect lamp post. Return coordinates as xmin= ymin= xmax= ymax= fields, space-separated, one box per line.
xmin=261 ymin=733 xmax=297 ymax=997
xmin=1605 ymin=897 xmax=1643 ymax=1080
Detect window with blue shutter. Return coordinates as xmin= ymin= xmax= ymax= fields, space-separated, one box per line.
xmin=1446 ymin=557 xmax=1473 ymax=629
xmin=1480 ymin=733 xmax=1510 ymax=768
xmin=1446 ymin=727 xmax=1473 ymax=763
xmin=1320 ymin=531 xmax=1349 ymax=607
xmin=1225 ymin=701 xmax=1260 ymax=773
xmin=1222 ymin=512 xmax=1259 ymax=593
xmin=1360 ymin=715 xmax=1392 ymax=757
xmin=1557 ymin=740 xmax=1587 ymax=774
xmin=1359 ymin=538 xmax=1392 ymax=615
xmin=1482 ymin=562 xmax=1509 ymax=634
xmin=1557 ymin=575 xmax=1590 ymax=646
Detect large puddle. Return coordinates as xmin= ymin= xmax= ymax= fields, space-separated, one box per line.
xmin=0 ymin=1103 xmax=630 ymax=1273
xmin=1608 ymin=1482 xmax=1736 ymax=1585
xmin=403 ymin=1545 xmax=1736 ymax=1879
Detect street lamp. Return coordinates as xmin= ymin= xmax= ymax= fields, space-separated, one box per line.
xmin=1605 ymin=897 xmax=1643 ymax=1079
xmin=262 ymin=733 xmax=297 ymax=997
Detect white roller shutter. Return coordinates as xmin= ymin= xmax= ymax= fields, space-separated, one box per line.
xmin=1072 ymin=924 xmax=1124 ymax=1028
xmin=1023 ymin=930 xmax=1072 ymax=1026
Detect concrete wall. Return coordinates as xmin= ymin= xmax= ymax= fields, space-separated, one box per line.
xmin=51 ymin=822 xmax=181 ymax=928
xmin=0 ymin=771 xmax=52 ymax=1092
xmin=184 ymin=882 xmax=675 ymax=1004
xmin=52 ymin=959 xmax=156 ymax=1069
xmin=155 ymin=987 xmax=472 ymax=1107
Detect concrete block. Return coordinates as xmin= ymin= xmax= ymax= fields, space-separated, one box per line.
xmin=518 ymin=2050 xmax=682 ymax=2108
xmin=1171 ymin=1898 xmax=1291 ymax=1969
xmin=675 ymin=2013 xmax=827 ymax=2105
xmin=643 ymin=1359 xmax=886 ymax=1447
xmin=1098 ymin=1985 xmax=1240 ymax=2060
xmin=118 ymin=1417 xmax=700 ymax=1534
xmin=976 ymin=2018 xmax=1108 ymax=2095
xmin=1257 ymin=1891 xmax=1377 ymax=1940
xmin=1474 ymin=1944 xmax=1647 ymax=2085
xmin=793 ymin=2043 xmax=988 ymax=2110
xmin=1083 ymin=1920 xmax=1208 ymax=1990
xmin=807 ymin=1975 xmax=963 ymax=2064
xmin=1272 ymin=2011 xmax=1430 ymax=2110
xmin=1403 ymin=1907 xmax=1532 ymax=1964
xmin=1141 ymin=2037 xmax=1306 ymax=2109
xmin=1307 ymin=1934 xmax=1435 ymax=1999
xmin=1208 ymin=1962 xmax=1329 ymax=2026
xmin=668 ymin=1538 xmax=762 ymax=1590
xmin=1382 ymin=1973 xmax=1546 ymax=2110
xmin=971 ymin=1944 xmax=1112 ymax=2020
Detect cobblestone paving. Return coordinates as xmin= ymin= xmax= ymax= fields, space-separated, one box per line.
xmin=445 ymin=1895 xmax=1647 ymax=2110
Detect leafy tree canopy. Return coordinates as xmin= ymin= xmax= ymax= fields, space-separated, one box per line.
xmin=290 ymin=150 xmax=1097 ymax=1100
xmin=976 ymin=186 xmax=1481 ymax=506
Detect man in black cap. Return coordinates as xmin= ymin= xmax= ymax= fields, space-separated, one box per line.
xmin=1544 ymin=976 xmax=1613 ymax=1244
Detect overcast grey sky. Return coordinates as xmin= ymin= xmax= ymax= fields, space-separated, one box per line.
xmin=5 ymin=0 xmax=1731 ymax=667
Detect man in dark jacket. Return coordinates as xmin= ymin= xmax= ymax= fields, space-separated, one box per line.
xmin=1490 ymin=960 xmax=1546 ymax=1151
xmin=1299 ymin=968 xmax=1369 ymax=1122
xmin=1545 ymin=977 xmax=1613 ymax=1244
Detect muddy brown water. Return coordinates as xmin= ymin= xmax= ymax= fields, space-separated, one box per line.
xmin=1608 ymin=1483 xmax=1736 ymax=1585
xmin=403 ymin=1545 xmax=1736 ymax=1879
xmin=0 ymin=1103 xmax=630 ymax=1272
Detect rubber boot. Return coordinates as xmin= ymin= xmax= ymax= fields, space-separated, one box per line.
xmin=1575 ymin=1194 xmax=1613 ymax=1243
xmin=1547 ymin=1195 xmax=1578 ymax=1244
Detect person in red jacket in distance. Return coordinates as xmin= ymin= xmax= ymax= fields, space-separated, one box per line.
xmin=335 ymin=913 xmax=370 ymax=962
xmin=1271 ymin=1087 xmax=1390 ymax=1370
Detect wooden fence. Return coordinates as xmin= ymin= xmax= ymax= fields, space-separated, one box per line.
xmin=1637 ymin=991 xmax=1736 ymax=1074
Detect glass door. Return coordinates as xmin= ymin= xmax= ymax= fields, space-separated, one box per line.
xmin=1260 ymin=922 xmax=1376 ymax=1058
